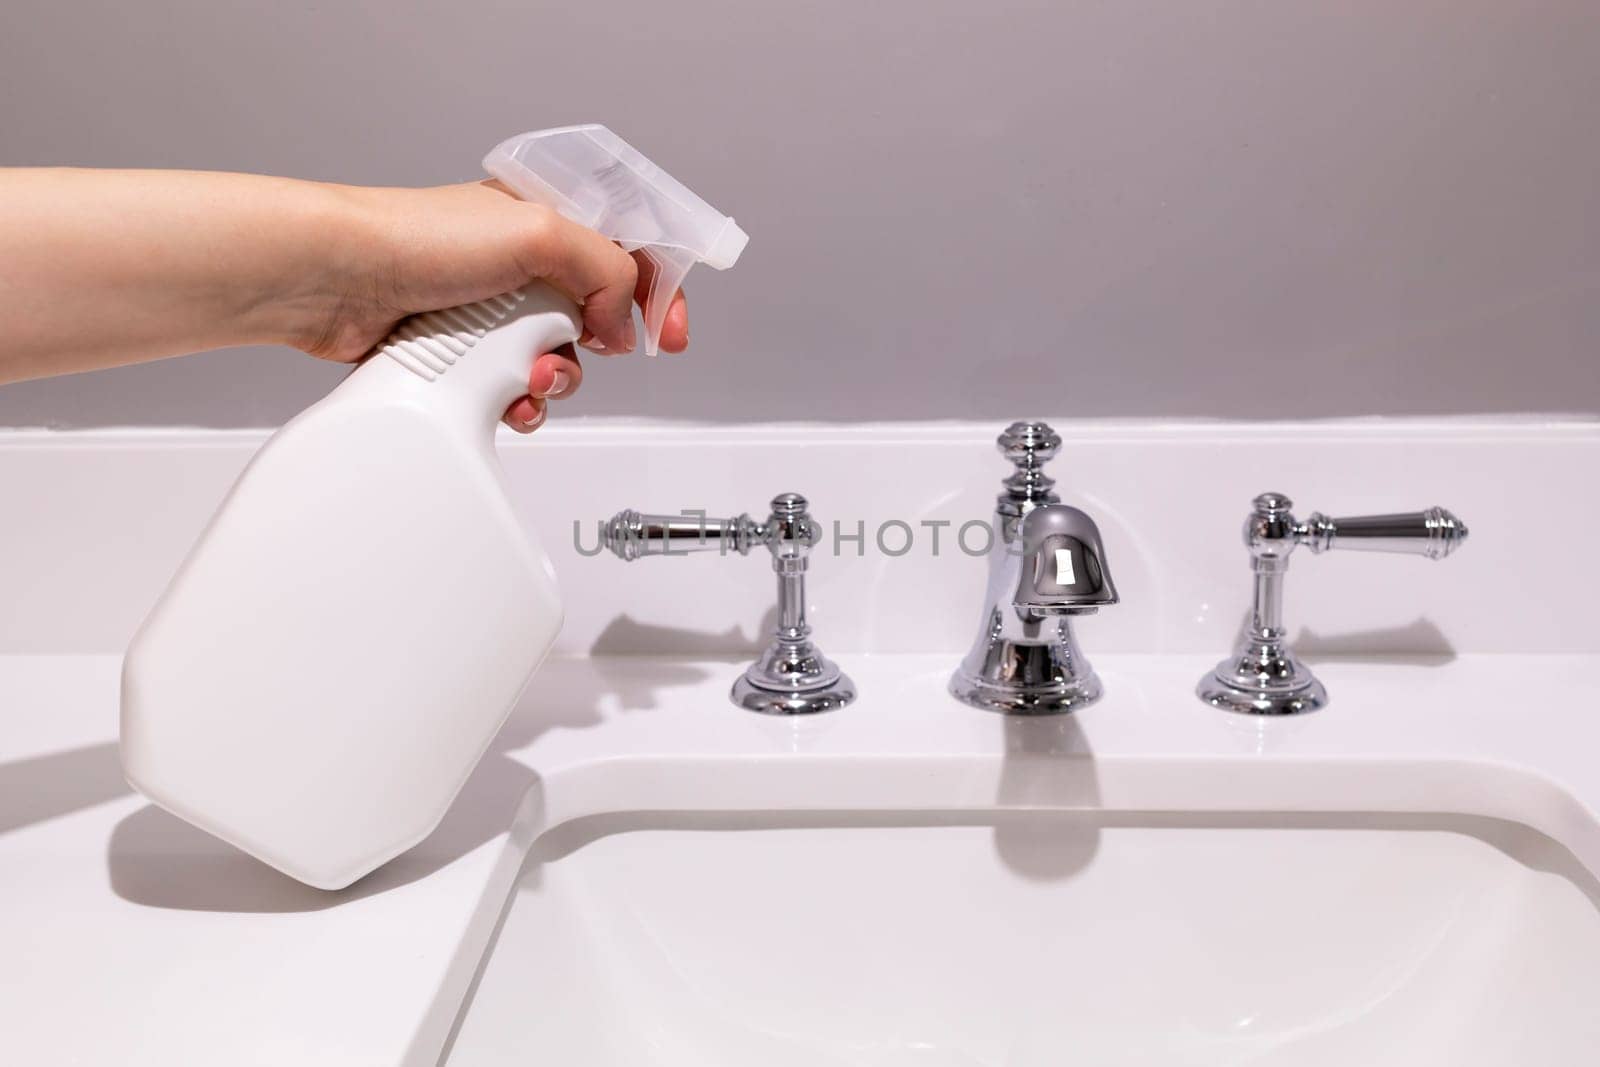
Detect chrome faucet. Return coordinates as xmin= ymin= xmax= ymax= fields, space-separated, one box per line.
xmin=601 ymin=493 xmax=856 ymax=716
xmin=950 ymin=422 xmax=1119 ymax=714
xmin=1197 ymin=492 xmax=1469 ymax=715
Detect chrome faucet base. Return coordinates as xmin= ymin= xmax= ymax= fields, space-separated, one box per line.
xmin=733 ymin=622 xmax=856 ymax=715
xmin=734 ymin=667 xmax=856 ymax=716
xmin=1197 ymin=648 xmax=1328 ymax=716
xmin=949 ymin=666 xmax=1103 ymax=716
xmin=950 ymin=611 xmax=1105 ymax=714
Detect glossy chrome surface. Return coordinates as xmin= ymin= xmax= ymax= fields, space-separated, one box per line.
xmin=1198 ymin=492 xmax=1470 ymax=715
xmin=601 ymin=508 xmax=762 ymax=560
xmin=1298 ymin=506 xmax=1469 ymax=559
xmin=603 ymin=493 xmax=855 ymax=715
xmin=950 ymin=422 xmax=1119 ymax=715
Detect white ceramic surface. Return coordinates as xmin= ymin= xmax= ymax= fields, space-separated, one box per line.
xmin=3 ymin=419 xmax=1596 ymax=656
xmin=8 ymin=652 xmax=1600 ymax=1066
xmin=2 ymin=420 xmax=1598 ymax=1066
xmin=452 ymin=811 xmax=1600 ymax=1066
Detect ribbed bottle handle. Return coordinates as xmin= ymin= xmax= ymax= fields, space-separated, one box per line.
xmin=356 ymin=281 xmax=583 ymax=428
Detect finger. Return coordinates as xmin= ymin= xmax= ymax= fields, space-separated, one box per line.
xmin=513 ymin=205 xmax=638 ymax=352
xmin=527 ymin=343 xmax=583 ymax=400
xmin=659 ymin=289 xmax=689 ymax=354
xmin=631 ymin=251 xmax=691 ymax=354
xmin=503 ymin=396 xmax=547 ymax=434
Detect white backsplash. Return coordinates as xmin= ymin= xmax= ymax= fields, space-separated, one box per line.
xmin=2 ymin=417 xmax=1593 ymax=657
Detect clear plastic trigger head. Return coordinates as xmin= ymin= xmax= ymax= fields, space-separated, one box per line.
xmin=483 ymin=125 xmax=747 ymax=357
xmin=639 ymin=246 xmax=693 ymax=357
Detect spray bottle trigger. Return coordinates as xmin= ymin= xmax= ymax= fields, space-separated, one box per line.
xmin=638 ymin=246 xmax=694 ymax=357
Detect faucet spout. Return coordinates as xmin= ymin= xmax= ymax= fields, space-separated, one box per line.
xmin=1013 ymin=503 xmax=1119 ymax=619
xmin=949 ymin=422 xmax=1118 ymax=715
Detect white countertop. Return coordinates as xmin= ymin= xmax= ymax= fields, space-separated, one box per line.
xmin=4 ymin=651 xmax=1600 ymax=1066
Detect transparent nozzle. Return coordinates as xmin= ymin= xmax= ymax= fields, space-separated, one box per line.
xmin=483 ymin=125 xmax=747 ymax=356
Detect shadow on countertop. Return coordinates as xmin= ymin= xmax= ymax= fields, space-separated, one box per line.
xmin=104 ymin=647 xmax=714 ymax=913
xmin=1219 ymin=610 xmax=1460 ymax=669
xmin=992 ymin=714 xmax=1103 ymax=883
xmin=0 ymin=742 xmax=131 ymax=835
xmin=1294 ymin=616 xmax=1458 ymax=666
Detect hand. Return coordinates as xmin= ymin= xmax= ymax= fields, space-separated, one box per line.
xmin=0 ymin=168 xmax=691 ymax=405
xmin=309 ymin=180 xmax=690 ymax=432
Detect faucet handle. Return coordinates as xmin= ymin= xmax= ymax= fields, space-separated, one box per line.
xmin=1297 ymin=507 xmax=1469 ymax=560
xmin=1241 ymin=494 xmax=1470 ymax=564
xmin=602 ymin=509 xmax=762 ymax=560
xmin=598 ymin=494 xmax=855 ymax=715
xmin=996 ymin=420 xmax=1061 ymax=511
xmin=1200 ymin=491 xmax=1470 ymax=716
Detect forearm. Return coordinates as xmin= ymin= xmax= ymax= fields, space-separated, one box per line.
xmin=0 ymin=168 xmax=370 ymax=384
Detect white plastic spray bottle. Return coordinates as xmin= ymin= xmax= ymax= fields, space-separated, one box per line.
xmin=121 ymin=126 xmax=748 ymax=889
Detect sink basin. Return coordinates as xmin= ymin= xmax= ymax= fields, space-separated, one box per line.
xmin=444 ymin=790 xmax=1600 ymax=1064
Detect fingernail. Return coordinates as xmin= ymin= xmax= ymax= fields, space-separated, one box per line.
xmin=541 ymin=371 xmax=571 ymax=398
xmin=582 ymin=339 xmax=607 ymax=352
xmin=522 ymin=406 xmax=546 ymax=430
xmin=622 ymin=322 xmax=637 ymax=351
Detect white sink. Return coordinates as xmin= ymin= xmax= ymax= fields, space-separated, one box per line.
xmin=445 ymin=764 xmax=1600 ymax=1066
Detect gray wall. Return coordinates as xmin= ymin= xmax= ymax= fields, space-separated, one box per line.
xmin=2 ymin=0 xmax=1596 ymax=427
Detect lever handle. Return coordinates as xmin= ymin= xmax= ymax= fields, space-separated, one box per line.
xmin=1202 ymin=493 xmax=1470 ymax=716
xmin=1298 ymin=507 xmax=1469 ymax=560
xmin=598 ymin=494 xmax=854 ymax=714
xmin=601 ymin=509 xmax=761 ymax=561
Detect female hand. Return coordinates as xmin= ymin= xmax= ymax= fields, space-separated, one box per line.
xmin=0 ymin=168 xmax=689 ymax=431
xmin=313 ymin=180 xmax=691 ymax=432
